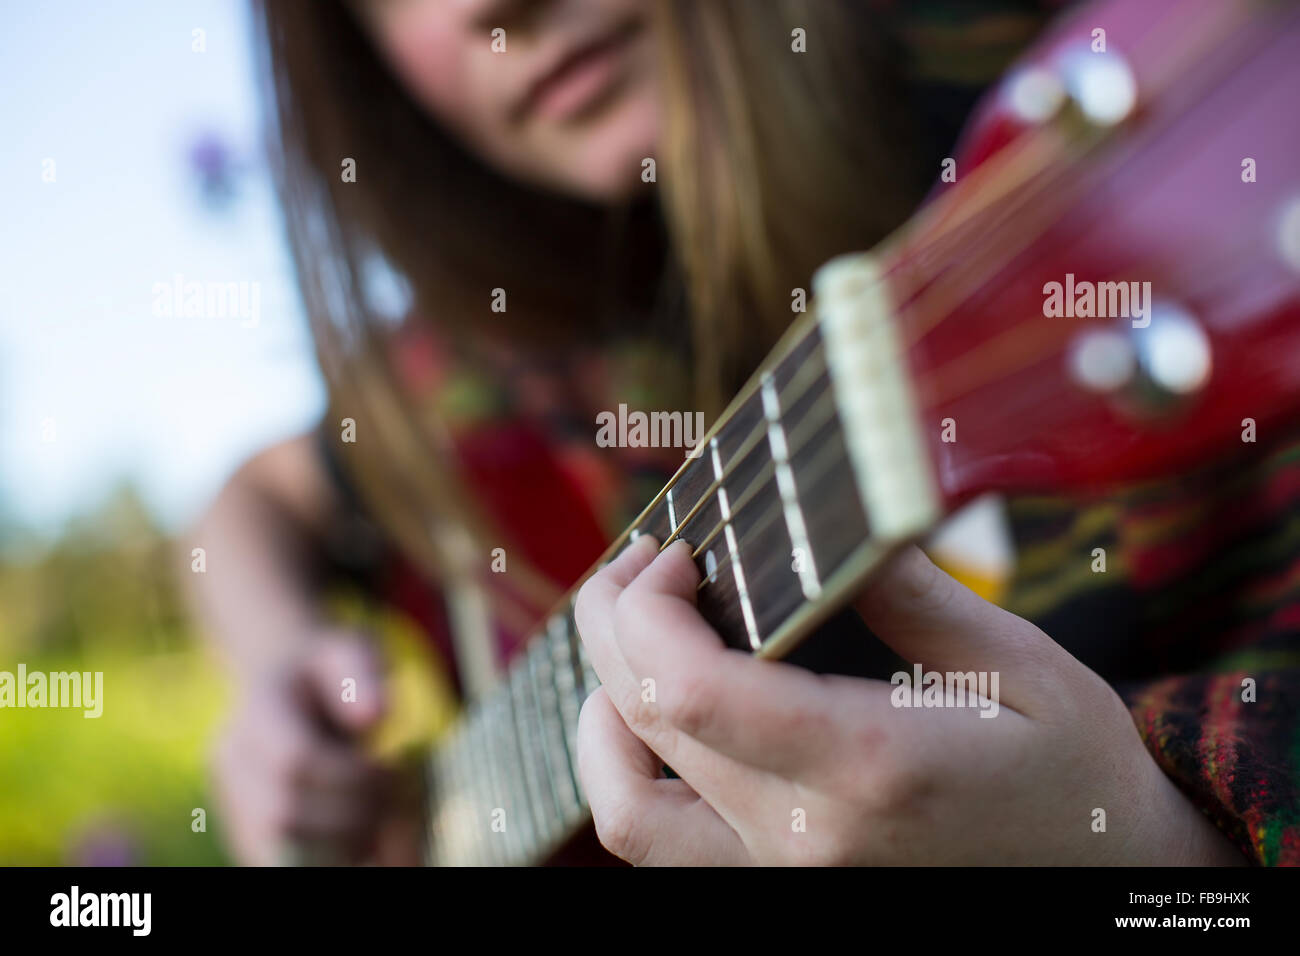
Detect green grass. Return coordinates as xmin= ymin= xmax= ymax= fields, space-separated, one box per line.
xmin=0 ymin=644 xmax=229 ymax=865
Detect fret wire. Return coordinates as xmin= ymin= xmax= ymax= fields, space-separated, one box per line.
xmin=454 ymin=712 xmax=480 ymax=868
xmin=653 ymin=342 xmax=829 ymax=553
xmin=442 ymin=731 xmax=469 ymax=866
xmin=528 ymin=636 xmax=582 ymax=824
xmin=483 ymin=706 xmax=513 ymax=867
xmin=510 ymin=662 xmax=559 ymax=851
xmin=457 ymin=711 xmax=484 ymax=866
xmin=430 ymin=322 xmax=852 ymax=865
xmin=429 ymin=382 xmax=847 ymax=864
xmin=439 ymin=734 xmax=462 ymax=866
xmin=501 ymin=680 xmax=540 ymax=862
xmin=458 ymin=724 xmax=485 ymax=867
xmin=763 ymin=370 xmax=822 ymax=599
xmin=466 ymin=708 xmax=500 ymax=866
xmin=698 ymin=422 xmax=851 ymax=592
xmin=519 ymin=661 xmax=560 ymax=849
xmin=549 ymin=613 xmax=586 ymax=809
xmin=483 ymin=697 xmax=512 ymax=868
xmin=687 ymin=383 xmax=837 ymax=560
xmin=460 ymin=710 xmax=487 ymax=866
xmin=709 ymin=437 xmax=762 ymax=649
xmin=490 ymin=693 xmax=525 ymax=865
xmin=548 ymin=622 xmax=587 ymax=815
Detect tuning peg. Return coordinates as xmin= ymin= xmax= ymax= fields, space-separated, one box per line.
xmin=1003 ymin=44 xmax=1137 ymax=129
xmin=1055 ymin=45 xmax=1138 ymax=127
xmin=1069 ymin=302 xmax=1212 ymax=416
xmin=1003 ymin=66 xmax=1068 ymax=124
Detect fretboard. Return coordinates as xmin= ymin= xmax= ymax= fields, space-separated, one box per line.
xmin=427 ymin=255 xmax=940 ymax=865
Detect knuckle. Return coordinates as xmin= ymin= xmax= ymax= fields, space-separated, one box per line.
xmin=899 ymin=550 xmax=952 ymax=614
xmin=661 ymin=673 xmax=716 ymax=738
xmin=623 ymin=683 xmax=662 ymax=738
xmin=611 ymin=586 xmax=646 ymax=639
xmin=863 ymin=760 xmax=932 ymax=815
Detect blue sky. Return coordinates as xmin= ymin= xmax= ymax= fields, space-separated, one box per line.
xmin=0 ymin=0 xmax=325 ymax=538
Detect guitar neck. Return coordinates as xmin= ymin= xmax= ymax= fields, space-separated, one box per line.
xmin=427 ymin=255 xmax=939 ymax=866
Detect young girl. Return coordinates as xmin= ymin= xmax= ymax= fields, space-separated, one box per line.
xmin=189 ymin=0 xmax=1296 ymax=865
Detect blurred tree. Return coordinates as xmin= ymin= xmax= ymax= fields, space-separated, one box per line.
xmin=2 ymin=483 xmax=189 ymax=655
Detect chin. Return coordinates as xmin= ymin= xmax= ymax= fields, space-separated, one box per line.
xmin=544 ymin=92 xmax=661 ymax=204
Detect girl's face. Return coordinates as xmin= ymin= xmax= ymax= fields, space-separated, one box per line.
xmin=355 ymin=0 xmax=662 ymax=202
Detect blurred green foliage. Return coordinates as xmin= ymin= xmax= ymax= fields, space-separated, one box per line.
xmin=0 ymin=485 xmax=230 ymax=865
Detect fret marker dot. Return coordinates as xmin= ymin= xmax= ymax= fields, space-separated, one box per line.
xmin=705 ymin=549 xmax=718 ymax=584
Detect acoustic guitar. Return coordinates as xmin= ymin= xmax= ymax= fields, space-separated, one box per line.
xmin=424 ymin=0 xmax=1300 ymax=865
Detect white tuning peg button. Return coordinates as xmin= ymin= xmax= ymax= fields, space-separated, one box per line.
xmin=1136 ymin=302 xmax=1212 ymax=396
xmin=1004 ymin=66 xmax=1068 ymax=124
xmin=1056 ymin=45 xmax=1138 ymax=126
xmin=1069 ymin=328 xmax=1137 ymax=393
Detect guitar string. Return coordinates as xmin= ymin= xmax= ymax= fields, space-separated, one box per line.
xmin=654 ymin=344 xmax=831 ymax=554
xmin=697 ymin=214 xmax=1281 ymax=596
xmin=880 ymin=0 xmax=1236 ymax=355
xmin=692 ymin=412 xmax=849 ymax=594
xmin=692 ymin=234 xmax=1276 ymax=598
xmin=526 ymin=132 xmax=1127 ymax=630
xmin=649 ymin=72 xmax=1132 ymax=560
xmin=651 ymin=140 xmax=1096 ymax=564
xmin=912 ymin=46 xmax=1288 ymax=411
xmin=654 ymin=118 xmax=1269 ymax=599
xmin=686 ymin=385 xmax=839 ymax=562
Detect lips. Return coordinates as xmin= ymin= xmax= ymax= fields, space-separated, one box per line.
xmin=516 ymin=20 xmax=642 ymax=123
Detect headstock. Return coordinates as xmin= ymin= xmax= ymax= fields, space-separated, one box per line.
xmin=881 ymin=0 xmax=1300 ymax=508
